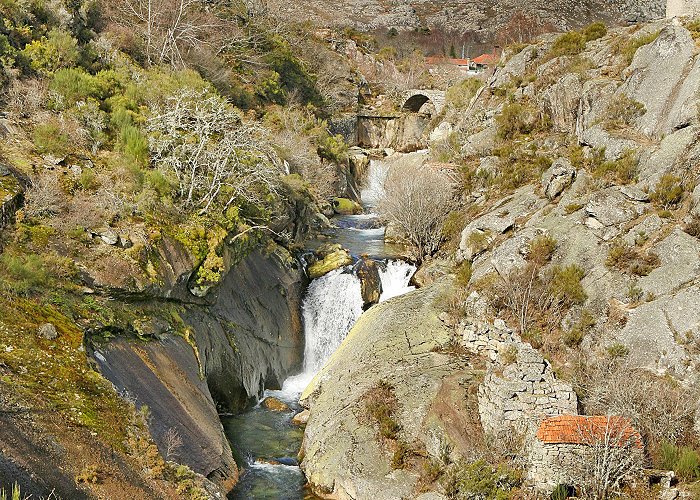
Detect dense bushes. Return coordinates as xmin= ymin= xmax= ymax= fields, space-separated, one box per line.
xmin=442 ymin=460 xmax=521 ymax=500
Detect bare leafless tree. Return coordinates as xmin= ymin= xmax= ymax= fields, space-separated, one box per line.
xmin=162 ymin=427 xmax=183 ymax=461
xmin=563 ymin=416 xmax=644 ymax=500
xmin=115 ymin=0 xmax=223 ymax=68
xmin=573 ymin=357 xmax=697 ymax=446
xmin=377 ymin=163 xmax=454 ymax=259
xmin=147 ymin=88 xmax=283 ymax=213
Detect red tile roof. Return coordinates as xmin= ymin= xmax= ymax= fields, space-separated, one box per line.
xmin=472 ymin=53 xmax=497 ymax=65
xmin=536 ymin=415 xmax=643 ymax=449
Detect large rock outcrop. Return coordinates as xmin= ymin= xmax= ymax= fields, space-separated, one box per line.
xmin=300 ymin=284 xmax=477 ymax=499
xmin=89 ymin=246 xmax=305 ymax=493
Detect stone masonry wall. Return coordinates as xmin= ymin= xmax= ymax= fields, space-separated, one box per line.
xmin=527 ymin=440 xmax=586 ymax=490
xmin=459 ymin=292 xmax=578 ymax=438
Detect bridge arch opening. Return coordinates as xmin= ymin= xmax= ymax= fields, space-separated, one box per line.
xmin=403 ymin=94 xmax=433 ymax=113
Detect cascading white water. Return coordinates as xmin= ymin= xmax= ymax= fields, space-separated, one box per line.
xmin=301 ymin=268 xmax=364 ymax=374
xmin=360 ymin=159 xmax=389 ymax=210
xmin=281 ymin=267 xmax=364 ymax=394
xmin=379 ymin=260 xmax=417 ymax=302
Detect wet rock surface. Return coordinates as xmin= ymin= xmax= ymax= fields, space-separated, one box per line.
xmin=354 ymin=256 xmax=383 ymax=308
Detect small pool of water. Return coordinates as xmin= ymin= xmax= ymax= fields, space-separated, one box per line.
xmin=224 ymin=387 xmax=320 ymax=500
xmin=306 ymin=214 xmax=407 ymax=260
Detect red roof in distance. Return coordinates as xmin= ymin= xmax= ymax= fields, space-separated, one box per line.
xmin=536 ymin=415 xmax=643 ymax=449
xmin=472 ymin=53 xmax=497 ymax=65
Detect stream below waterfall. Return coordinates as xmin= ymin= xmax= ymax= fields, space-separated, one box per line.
xmin=223 ymin=158 xmax=417 ymax=499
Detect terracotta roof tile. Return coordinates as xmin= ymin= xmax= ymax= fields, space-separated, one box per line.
xmin=472 ymin=54 xmax=497 ymax=65
xmin=536 ymin=415 xmax=643 ymax=449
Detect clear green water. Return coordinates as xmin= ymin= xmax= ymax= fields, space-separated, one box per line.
xmin=223 ymin=389 xmax=321 ymax=500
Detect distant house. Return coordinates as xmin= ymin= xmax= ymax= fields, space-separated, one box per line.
xmin=471 ymin=53 xmax=498 ymax=70
xmin=529 ymin=415 xmax=643 ymax=491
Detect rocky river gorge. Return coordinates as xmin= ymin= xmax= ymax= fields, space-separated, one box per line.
xmin=225 ymin=158 xmax=417 ymax=498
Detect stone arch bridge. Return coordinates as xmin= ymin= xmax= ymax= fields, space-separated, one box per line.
xmin=402 ymin=89 xmax=446 ymax=115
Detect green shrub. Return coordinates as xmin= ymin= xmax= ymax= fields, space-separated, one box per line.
xmin=592 ymin=149 xmax=638 ymax=185
xmin=564 ymin=309 xmax=596 ymax=347
xmin=79 ymin=168 xmax=100 ymax=191
xmin=549 ymin=32 xmax=586 ymax=58
xmin=263 ymin=43 xmax=321 ymax=106
xmin=255 ymin=70 xmax=286 ymax=104
xmin=527 ymin=234 xmax=557 ymax=264
xmin=686 ymin=19 xmax=700 ymax=40
xmin=21 ymin=28 xmax=78 ymax=74
xmin=604 ymin=95 xmax=646 ymax=131
xmin=391 ymin=440 xmax=411 ymax=469
xmin=651 ymin=173 xmax=685 ymax=209
xmin=496 ymin=102 xmax=549 ymax=140
xmin=607 ymin=343 xmax=630 ymax=359
xmin=455 ymin=261 xmax=473 ymax=287
xmin=50 ymin=67 xmax=104 ymax=106
xmin=660 ymin=442 xmax=700 ymax=481
xmin=685 ymin=217 xmax=700 ymax=238
xmin=564 ymin=203 xmax=584 ymax=214
xmin=626 ymin=281 xmax=643 ymax=303
xmin=445 ymin=78 xmax=483 ymax=110
xmin=145 ymin=170 xmax=175 ymax=199
xmin=365 ymin=381 xmax=401 ymax=440
xmin=606 ymin=242 xmax=661 ymax=276
xmin=317 ymin=134 xmax=348 ymax=164
xmin=583 ymin=22 xmax=607 ymax=42
xmin=119 ymin=125 xmax=149 ymax=165
xmin=621 ymin=31 xmax=661 ymax=65
xmin=494 ymin=148 xmax=552 ymax=190
xmin=549 ymin=264 xmax=587 ymax=307
xmin=33 ymin=120 xmax=70 ymax=156
xmin=441 ymin=460 xmax=521 ymax=500
xmin=0 ymin=253 xmax=50 ymax=296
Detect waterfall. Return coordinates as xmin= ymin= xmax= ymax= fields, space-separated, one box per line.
xmin=301 ymin=268 xmax=364 ymax=374
xmin=281 ymin=267 xmax=364 ymax=394
xmin=379 ymin=260 xmax=417 ymax=302
xmin=360 ymin=159 xmax=389 ymax=210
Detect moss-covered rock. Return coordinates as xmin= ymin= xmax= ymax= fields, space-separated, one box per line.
xmin=307 ymin=248 xmax=353 ymax=278
xmin=332 ymin=197 xmax=363 ymax=215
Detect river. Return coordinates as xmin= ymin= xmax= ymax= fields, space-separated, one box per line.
xmin=223 ymin=159 xmax=416 ymax=499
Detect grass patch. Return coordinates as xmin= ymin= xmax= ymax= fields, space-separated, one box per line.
xmin=364 ymin=380 xmax=401 ymax=440
xmin=606 ymin=242 xmax=661 ymax=276
xmin=592 ymin=149 xmax=638 ymax=185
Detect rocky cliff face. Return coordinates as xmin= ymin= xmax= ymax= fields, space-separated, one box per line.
xmin=88 ymin=244 xmax=305 ymax=494
xmin=301 ymin=16 xmax=700 ymax=497
xmin=273 ymin=0 xmax=664 ymax=38
xmin=358 ymin=114 xmax=432 ymax=152
xmin=450 ymin=18 xmax=700 ymax=380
